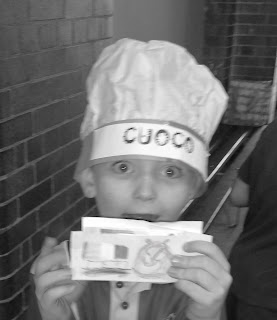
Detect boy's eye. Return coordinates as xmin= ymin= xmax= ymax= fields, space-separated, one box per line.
xmin=112 ymin=161 xmax=132 ymax=174
xmin=163 ymin=166 xmax=182 ymax=178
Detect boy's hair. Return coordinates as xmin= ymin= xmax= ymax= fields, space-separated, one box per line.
xmin=75 ymin=39 xmax=228 ymax=195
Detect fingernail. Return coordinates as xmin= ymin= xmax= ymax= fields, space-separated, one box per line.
xmin=183 ymin=243 xmax=189 ymax=251
xmin=171 ymin=255 xmax=182 ymax=264
xmin=168 ymin=268 xmax=177 ymax=277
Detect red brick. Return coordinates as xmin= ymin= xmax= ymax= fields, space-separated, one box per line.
xmin=66 ymin=182 xmax=83 ymax=206
xmin=236 ymin=3 xmax=266 ymax=14
xmin=0 ymin=143 xmax=25 ymax=176
xmin=12 ymin=71 xmax=83 ymax=114
xmin=19 ymin=179 xmax=52 ymax=217
xmin=0 ymin=89 xmax=11 ymax=119
xmin=0 ymin=113 xmax=32 ymax=148
xmin=67 ymin=92 xmax=87 ymax=119
xmin=42 ymin=117 xmax=82 ymax=154
xmin=0 ymin=26 xmax=20 ymax=58
xmin=0 ymin=56 xmax=30 ymax=89
xmin=0 ymin=261 xmax=31 ymax=300
xmin=93 ymin=0 xmax=113 ymax=16
xmin=0 ymin=47 xmax=90 ymax=89
xmin=65 ymin=0 xmax=93 ymax=18
xmin=0 ymin=199 xmax=18 ymax=229
xmin=62 ymin=198 xmax=86 ymax=230
xmin=44 ymin=214 xmax=65 ymax=239
xmin=73 ymin=43 xmax=96 ymax=66
xmin=98 ymin=16 xmax=113 ymax=39
xmin=73 ymin=19 xmax=88 ymax=44
xmin=0 ymin=214 xmax=37 ymax=255
xmin=30 ymin=0 xmax=64 ymax=20
xmin=94 ymin=38 xmax=113 ymax=59
xmin=231 ymin=65 xmax=274 ymax=80
xmin=19 ymin=25 xmax=40 ymax=53
xmin=38 ymin=190 xmax=67 ymax=227
xmin=234 ymin=35 xmax=268 ymax=46
xmin=87 ymin=18 xmax=99 ymax=41
xmin=0 ymin=0 xmax=28 ymax=24
xmin=27 ymin=135 xmax=44 ymax=162
xmin=57 ymin=20 xmax=72 ymax=46
xmin=22 ymin=239 xmax=31 ymax=264
xmin=0 ymin=147 xmax=15 ymax=176
xmin=38 ymin=22 xmax=57 ymax=49
xmin=233 ymin=56 xmax=276 ymax=68
xmin=236 ymin=14 xmax=266 ymax=24
xmin=31 ymin=230 xmax=44 ymax=256
xmin=36 ymin=140 xmax=80 ymax=182
xmin=53 ymin=163 xmax=75 ymax=193
xmin=33 ymin=100 xmax=66 ymax=133
xmin=0 ymin=247 xmax=20 ymax=279
xmin=0 ymin=166 xmax=34 ymax=203
xmin=0 ymin=291 xmax=22 ymax=319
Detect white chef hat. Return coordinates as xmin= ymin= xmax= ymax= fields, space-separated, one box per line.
xmin=75 ymin=38 xmax=228 ymax=195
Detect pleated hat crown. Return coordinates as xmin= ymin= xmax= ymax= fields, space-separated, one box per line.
xmin=75 ymin=38 xmax=228 ymax=190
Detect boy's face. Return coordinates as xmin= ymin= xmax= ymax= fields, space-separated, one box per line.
xmin=90 ymin=158 xmax=199 ymax=222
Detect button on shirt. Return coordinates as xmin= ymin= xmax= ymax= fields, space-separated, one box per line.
xmin=109 ymin=281 xmax=152 ymax=320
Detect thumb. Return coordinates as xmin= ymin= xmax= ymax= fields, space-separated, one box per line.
xmin=40 ymin=237 xmax=58 ymax=257
xmin=30 ymin=237 xmax=58 ymax=275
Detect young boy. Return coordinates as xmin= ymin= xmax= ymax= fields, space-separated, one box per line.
xmin=29 ymin=39 xmax=232 ymax=320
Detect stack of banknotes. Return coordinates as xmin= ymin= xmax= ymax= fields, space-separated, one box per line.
xmin=70 ymin=217 xmax=212 ymax=283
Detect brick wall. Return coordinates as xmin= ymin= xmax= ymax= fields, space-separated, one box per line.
xmin=230 ymin=1 xmax=277 ymax=81
xmin=203 ymin=0 xmax=277 ymax=88
xmin=0 ymin=1 xmax=113 ymax=319
xmin=202 ymin=0 xmax=237 ymax=88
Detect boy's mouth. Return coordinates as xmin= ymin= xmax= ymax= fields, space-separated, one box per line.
xmin=121 ymin=213 xmax=159 ymax=222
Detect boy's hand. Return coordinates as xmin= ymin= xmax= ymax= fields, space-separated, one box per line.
xmin=33 ymin=237 xmax=87 ymax=320
xmin=168 ymin=241 xmax=232 ymax=320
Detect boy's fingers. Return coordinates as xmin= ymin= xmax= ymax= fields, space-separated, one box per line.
xmin=34 ymin=250 xmax=68 ymax=277
xmin=174 ymin=279 xmax=222 ymax=307
xmin=41 ymin=285 xmax=75 ymax=310
xmin=35 ymin=269 xmax=72 ymax=300
xmin=169 ymin=267 xmax=217 ymax=292
xmin=183 ymin=241 xmax=230 ymax=272
xmin=40 ymin=237 xmax=58 ymax=257
xmin=171 ymin=255 xmax=231 ymax=288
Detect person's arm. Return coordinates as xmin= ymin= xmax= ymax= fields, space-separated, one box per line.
xmin=229 ymin=177 xmax=249 ymax=207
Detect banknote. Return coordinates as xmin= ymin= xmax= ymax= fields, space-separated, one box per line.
xmin=70 ymin=217 xmax=212 ymax=283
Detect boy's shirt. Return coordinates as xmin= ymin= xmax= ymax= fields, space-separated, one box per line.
xmin=109 ymin=282 xmax=151 ymax=320
xmin=76 ymin=281 xmax=189 ymax=320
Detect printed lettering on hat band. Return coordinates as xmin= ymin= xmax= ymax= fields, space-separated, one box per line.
xmin=87 ymin=121 xmax=208 ymax=180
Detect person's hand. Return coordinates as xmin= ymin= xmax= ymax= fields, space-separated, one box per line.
xmin=33 ymin=237 xmax=87 ymax=320
xmin=168 ymin=241 xmax=232 ymax=320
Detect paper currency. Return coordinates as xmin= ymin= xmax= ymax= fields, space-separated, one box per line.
xmin=70 ymin=217 xmax=212 ymax=283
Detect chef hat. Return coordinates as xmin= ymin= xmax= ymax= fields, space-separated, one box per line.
xmin=75 ymin=38 xmax=228 ymax=194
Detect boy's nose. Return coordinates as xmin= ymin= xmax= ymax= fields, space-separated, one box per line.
xmin=133 ymin=174 xmax=156 ymax=201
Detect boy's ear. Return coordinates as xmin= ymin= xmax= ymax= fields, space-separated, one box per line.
xmin=78 ymin=168 xmax=96 ymax=198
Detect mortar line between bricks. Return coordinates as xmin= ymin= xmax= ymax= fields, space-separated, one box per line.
xmin=0 ymin=91 xmax=86 ymax=126
xmin=0 ymin=177 xmax=79 ymax=232
xmin=0 ymin=137 xmax=80 ymax=182
xmin=232 ymin=64 xmax=275 ymax=69
xmin=2 ymin=67 xmax=84 ymax=91
xmin=36 ymin=195 xmax=87 ymax=233
xmin=0 ymin=281 xmax=30 ymax=304
xmin=0 ymin=160 xmax=79 ymax=207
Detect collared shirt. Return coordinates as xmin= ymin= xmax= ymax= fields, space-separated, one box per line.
xmin=110 ymin=281 xmax=152 ymax=320
xmin=27 ymin=278 xmax=189 ymax=320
